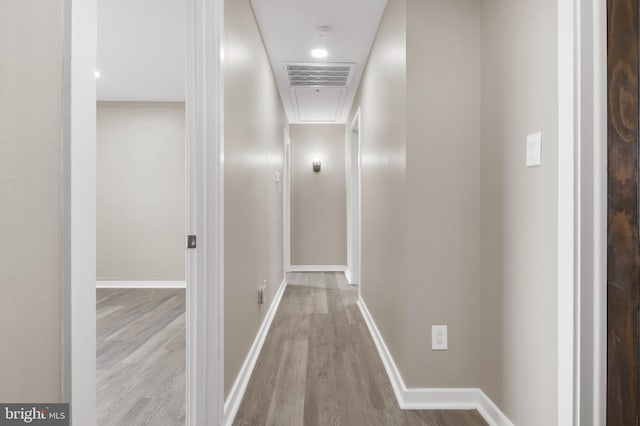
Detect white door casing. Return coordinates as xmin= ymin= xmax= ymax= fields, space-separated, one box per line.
xmin=64 ymin=0 xmax=225 ymax=424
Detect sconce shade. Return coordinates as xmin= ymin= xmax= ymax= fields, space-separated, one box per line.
xmin=312 ymin=160 xmax=321 ymax=173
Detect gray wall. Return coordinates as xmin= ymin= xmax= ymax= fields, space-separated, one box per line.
xmin=0 ymin=0 xmax=64 ymax=402
xmin=405 ymin=0 xmax=482 ymax=388
xmin=349 ymin=0 xmax=560 ymax=423
xmin=290 ymin=124 xmax=347 ymax=266
xmin=348 ymin=0 xmax=409 ymax=373
xmin=96 ymin=102 xmax=185 ymax=281
xmin=480 ymin=0 xmax=559 ymax=423
xmin=224 ymin=0 xmax=286 ymax=397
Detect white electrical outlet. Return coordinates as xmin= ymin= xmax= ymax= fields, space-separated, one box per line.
xmin=432 ymin=325 xmax=448 ymax=351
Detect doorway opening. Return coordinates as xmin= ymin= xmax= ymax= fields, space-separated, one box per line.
xmin=66 ymin=0 xmax=224 ymax=423
xmin=94 ymin=0 xmax=187 ymax=423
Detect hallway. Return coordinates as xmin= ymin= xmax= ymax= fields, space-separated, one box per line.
xmin=234 ymin=272 xmax=487 ymax=426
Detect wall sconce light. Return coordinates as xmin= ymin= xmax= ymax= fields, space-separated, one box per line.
xmin=312 ymin=159 xmax=321 ymax=173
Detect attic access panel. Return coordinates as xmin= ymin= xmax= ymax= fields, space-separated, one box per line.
xmin=293 ymin=86 xmax=346 ymax=122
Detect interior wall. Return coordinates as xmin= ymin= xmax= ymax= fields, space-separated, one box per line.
xmin=348 ymin=0 xmax=409 ymax=372
xmin=480 ymin=0 xmax=559 ymax=424
xmin=223 ymin=0 xmax=286 ymax=397
xmin=404 ymin=0 xmax=483 ymax=389
xmin=290 ymin=124 xmax=347 ymax=266
xmin=350 ymin=0 xmax=561 ymax=423
xmin=0 ymin=0 xmax=64 ymax=402
xmin=96 ymin=102 xmax=185 ymax=281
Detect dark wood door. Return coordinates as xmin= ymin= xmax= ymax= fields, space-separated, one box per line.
xmin=608 ymin=0 xmax=640 ymax=424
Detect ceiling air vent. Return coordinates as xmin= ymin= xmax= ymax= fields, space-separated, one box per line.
xmin=286 ymin=63 xmax=354 ymax=87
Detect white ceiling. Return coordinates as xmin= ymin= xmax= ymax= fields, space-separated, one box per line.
xmin=97 ymin=0 xmax=186 ymax=102
xmin=250 ymin=0 xmax=387 ymax=124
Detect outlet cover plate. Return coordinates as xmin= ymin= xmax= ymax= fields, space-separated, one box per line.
xmin=432 ymin=325 xmax=448 ymax=351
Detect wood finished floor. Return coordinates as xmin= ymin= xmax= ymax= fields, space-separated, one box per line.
xmin=234 ymin=272 xmax=487 ymax=426
xmin=96 ymin=288 xmax=185 ymax=426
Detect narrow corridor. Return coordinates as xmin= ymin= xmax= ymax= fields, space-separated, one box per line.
xmin=234 ymin=272 xmax=487 ymax=425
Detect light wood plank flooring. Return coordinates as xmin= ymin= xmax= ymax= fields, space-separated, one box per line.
xmin=234 ymin=272 xmax=487 ymax=426
xmin=96 ymin=288 xmax=185 ymax=426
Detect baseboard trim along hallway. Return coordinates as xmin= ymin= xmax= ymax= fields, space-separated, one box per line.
xmin=223 ymin=277 xmax=288 ymax=426
xmin=357 ymin=299 xmax=514 ymax=426
xmin=287 ymin=265 xmax=347 ymax=272
xmin=96 ymin=280 xmax=186 ymax=289
xmin=344 ymin=268 xmax=352 ymax=284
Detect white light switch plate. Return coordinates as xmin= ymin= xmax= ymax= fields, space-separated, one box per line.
xmin=432 ymin=325 xmax=448 ymax=351
xmin=526 ymin=132 xmax=542 ymax=167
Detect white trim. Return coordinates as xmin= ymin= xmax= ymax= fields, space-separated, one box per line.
xmin=287 ymin=265 xmax=347 ymax=272
xmin=64 ymin=0 xmax=97 ymax=422
xmin=344 ymin=268 xmax=352 ymax=284
xmin=357 ymin=298 xmax=513 ymax=426
xmin=65 ymin=0 xmax=223 ymax=423
xmin=347 ymin=108 xmax=362 ymax=288
xmin=475 ymin=393 xmax=515 ymax=426
xmin=186 ymin=0 xmax=224 ymax=423
xmin=558 ymin=0 xmax=578 ymax=424
xmin=346 ymin=119 xmax=351 ymax=282
xmin=223 ymin=278 xmax=288 ymax=426
xmin=592 ymin=0 xmax=607 ymax=420
xmin=283 ymin=126 xmax=291 ymax=272
xmin=577 ymin=0 xmax=607 ymax=423
xmin=96 ymin=281 xmax=187 ymax=289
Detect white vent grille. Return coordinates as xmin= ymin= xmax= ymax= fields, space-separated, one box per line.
xmin=286 ymin=63 xmax=354 ymax=87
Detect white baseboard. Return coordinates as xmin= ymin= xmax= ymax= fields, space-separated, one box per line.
xmin=223 ymin=277 xmax=288 ymax=426
xmin=96 ymin=280 xmax=186 ymax=289
xmin=344 ymin=268 xmax=352 ymax=284
xmin=287 ymin=265 xmax=346 ymax=272
xmin=357 ymin=299 xmax=513 ymax=426
xmin=475 ymin=392 xmax=514 ymax=426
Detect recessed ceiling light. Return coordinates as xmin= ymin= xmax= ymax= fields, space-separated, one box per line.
xmin=94 ymin=70 xmax=101 ymax=79
xmin=311 ymin=48 xmax=328 ymax=59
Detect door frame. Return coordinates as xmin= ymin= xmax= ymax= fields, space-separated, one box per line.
xmin=283 ymin=126 xmax=291 ymax=273
xmin=572 ymin=0 xmax=608 ymax=423
xmin=346 ymin=108 xmax=362 ymax=289
xmin=61 ymin=0 xmax=96 ymax=422
xmin=62 ymin=0 xmax=225 ymax=424
xmin=576 ymin=0 xmax=608 ymax=423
